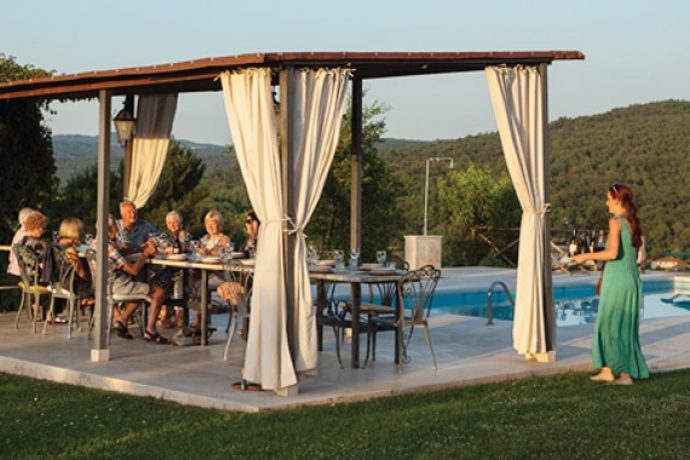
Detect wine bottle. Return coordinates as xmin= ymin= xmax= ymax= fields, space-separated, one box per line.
xmin=568 ymin=228 xmax=578 ymax=257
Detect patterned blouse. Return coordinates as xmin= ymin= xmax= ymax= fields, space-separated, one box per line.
xmin=200 ymin=233 xmax=230 ymax=256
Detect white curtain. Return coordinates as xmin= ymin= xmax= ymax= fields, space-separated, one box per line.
xmin=220 ymin=68 xmax=296 ymax=391
xmin=485 ymin=64 xmax=552 ymax=358
xmin=124 ymin=94 xmax=178 ymax=208
xmin=289 ymin=68 xmax=351 ymax=373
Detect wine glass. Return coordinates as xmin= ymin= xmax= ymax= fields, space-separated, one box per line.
xmin=308 ymin=244 xmax=318 ymax=265
xmin=349 ymin=248 xmax=360 ymax=269
xmin=84 ymin=233 xmax=94 ymax=246
xmin=334 ymin=249 xmax=344 ymax=269
xmin=376 ymin=250 xmax=387 ymax=266
xmin=190 ymin=240 xmax=200 ymax=258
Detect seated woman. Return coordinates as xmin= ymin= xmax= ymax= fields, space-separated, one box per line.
xmin=102 ymin=216 xmax=169 ymax=344
xmin=57 ymin=217 xmax=93 ymax=302
xmin=156 ymin=210 xmax=193 ymax=328
xmin=188 ymin=210 xmax=232 ymax=334
xmin=19 ymin=211 xmax=51 ymax=279
xmin=198 ymin=210 xmax=231 ymax=256
xmin=158 ymin=210 xmax=192 ymax=253
xmin=6 ymin=207 xmax=35 ymax=285
xmin=17 ymin=211 xmax=57 ymax=320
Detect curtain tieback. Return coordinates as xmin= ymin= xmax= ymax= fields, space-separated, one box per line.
xmin=285 ymin=216 xmax=307 ymax=238
xmin=524 ymin=203 xmax=552 ymax=216
xmin=264 ymin=216 xmax=308 ymax=238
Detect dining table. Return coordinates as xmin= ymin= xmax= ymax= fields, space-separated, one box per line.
xmin=310 ymin=267 xmax=407 ymax=368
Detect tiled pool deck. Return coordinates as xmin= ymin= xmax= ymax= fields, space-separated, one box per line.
xmin=1 ymin=268 xmax=689 ymax=412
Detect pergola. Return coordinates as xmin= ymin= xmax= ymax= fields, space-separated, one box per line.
xmin=0 ymin=50 xmax=584 ymax=395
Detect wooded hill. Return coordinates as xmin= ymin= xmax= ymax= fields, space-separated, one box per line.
xmin=376 ymin=100 xmax=690 ymax=258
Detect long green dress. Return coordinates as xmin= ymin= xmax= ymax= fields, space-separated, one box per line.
xmin=592 ymin=216 xmax=649 ymax=379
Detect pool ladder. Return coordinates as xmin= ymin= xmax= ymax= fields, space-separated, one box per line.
xmin=486 ymin=281 xmax=515 ymax=326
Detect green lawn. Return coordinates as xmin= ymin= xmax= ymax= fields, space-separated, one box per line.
xmin=2 ymin=370 xmax=690 ymax=459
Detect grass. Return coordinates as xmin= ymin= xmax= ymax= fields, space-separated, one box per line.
xmin=1 ymin=370 xmax=690 ymax=459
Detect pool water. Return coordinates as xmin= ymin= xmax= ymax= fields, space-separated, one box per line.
xmin=432 ymin=279 xmax=690 ymax=327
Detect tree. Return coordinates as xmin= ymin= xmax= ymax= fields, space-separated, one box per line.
xmin=307 ymin=97 xmax=403 ymax=261
xmin=138 ymin=139 xmax=209 ymax=235
xmin=437 ymin=163 xmax=521 ymax=266
xmin=50 ymin=166 xmax=122 ymax=232
xmin=0 ymin=54 xmax=56 ymax=243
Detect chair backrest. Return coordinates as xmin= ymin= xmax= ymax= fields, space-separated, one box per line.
xmin=13 ymin=244 xmax=41 ymax=287
xmin=368 ymin=281 xmax=398 ymax=306
xmin=222 ymin=263 xmax=254 ymax=310
xmin=52 ymin=245 xmax=77 ymax=294
xmin=85 ymin=249 xmax=114 ymax=297
xmin=397 ymin=264 xmax=441 ymax=323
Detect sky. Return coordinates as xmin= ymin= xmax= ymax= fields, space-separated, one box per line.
xmin=2 ymin=0 xmax=689 ymax=145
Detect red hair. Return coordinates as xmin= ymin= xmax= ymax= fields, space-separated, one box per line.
xmin=609 ymin=183 xmax=643 ymax=249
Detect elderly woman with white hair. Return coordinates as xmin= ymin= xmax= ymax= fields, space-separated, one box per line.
xmin=158 ymin=210 xmax=192 ymax=252
xmin=6 ymin=207 xmax=35 ymax=283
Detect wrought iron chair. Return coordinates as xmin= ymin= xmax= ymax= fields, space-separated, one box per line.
xmin=13 ymin=244 xmax=51 ymax=333
xmin=366 ymin=264 xmax=441 ymax=372
xmin=44 ymin=245 xmax=90 ymax=338
xmin=318 ymin=297 xmax=370 ymax=369
xmin=221 ymin=263 xmax=254 ymax=360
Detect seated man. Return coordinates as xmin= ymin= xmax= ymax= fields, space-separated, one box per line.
xmin=115 ymin=199 xmax=158 ymax=255
xmin=102 ymin=215 xmax=168 ymax=344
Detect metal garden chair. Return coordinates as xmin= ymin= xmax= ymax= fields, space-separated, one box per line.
xmin=366 ymin=264 xmax=441 ymax=372
xmin=221 ymin=263 xmax=254 ymax=360
xmin=13 ymin=244 xmax=51 ymax=333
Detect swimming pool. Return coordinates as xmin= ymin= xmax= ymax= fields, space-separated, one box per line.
xmin=432 ymin=277 xmax=690 ymax=327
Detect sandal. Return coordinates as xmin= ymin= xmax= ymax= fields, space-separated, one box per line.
xmin=143 ymin=330 xmax=169 ymax=345
xmin=231 ymin=380 xmax=263 ymax=391
xmin=113 ymin=321 xmax=133 ymax=340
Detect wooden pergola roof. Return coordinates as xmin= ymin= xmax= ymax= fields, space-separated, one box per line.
xmin=0 ymin=51 xmax=584 ymax=101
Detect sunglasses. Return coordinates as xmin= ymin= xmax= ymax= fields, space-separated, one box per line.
xmin=245 ymin=219 xmax=254 ymax=224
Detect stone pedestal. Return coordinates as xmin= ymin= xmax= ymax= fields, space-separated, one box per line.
xmin=404 ymin=235 xmax=443 ymax=270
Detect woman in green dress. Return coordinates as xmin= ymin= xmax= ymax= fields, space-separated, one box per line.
xmin=571 ymin=183 xmax=649 ymax=385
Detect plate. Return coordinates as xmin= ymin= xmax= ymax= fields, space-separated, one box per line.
xmin=166 ymin=253 xmax=188 ymax=261
xmin=239 ymin=259 xmax=255 ymax=266
xmin=361 ymin=263 xmax=383 ymax=270
xmin=200 ymin=256 xmax=221 ymax=264
xmin=315 ymin=259 xmax=336 ymax=266
xmin=370 ymin=268 xmax=399 ymax=276
xmin=230 ymin=251 xmax=246 ymax=259
xmin=309 ymin=266 xmax=333 ymax=273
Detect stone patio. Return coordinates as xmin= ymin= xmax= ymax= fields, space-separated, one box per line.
xmin=1 ymin=268 xmax=689 ymax=413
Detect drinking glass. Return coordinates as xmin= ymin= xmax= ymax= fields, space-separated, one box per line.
xmin=349 ymin=248 xmax=360 ymax=269
xmin=376 ymin=250 xmax=387 ymax=265
xmin=190 ymin=240 xmax=200 ymax=258
xmin=334 ymin=250 xmax=344 ymax=269
xmin=308 ymin=244 xmax=318 ymax=265
xmin=84 ymin=233 xmax=94 ymax=246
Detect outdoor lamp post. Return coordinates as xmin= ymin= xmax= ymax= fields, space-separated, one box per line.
xmin=423 ymin=156 xmax=454 ymax=235
xmin=113 ymin=104 xmax=136 ymax=147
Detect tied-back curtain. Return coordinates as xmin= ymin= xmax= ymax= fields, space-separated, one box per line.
xmin=219 ymin=68 xmax=296 ymax=391
xmin=485 ymin=64 xmax=551 ymax=357
xmin=290 ymin=68 xmax=351 ymax=373
xmin=125 ymin=94 xmax=178 ymax=208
